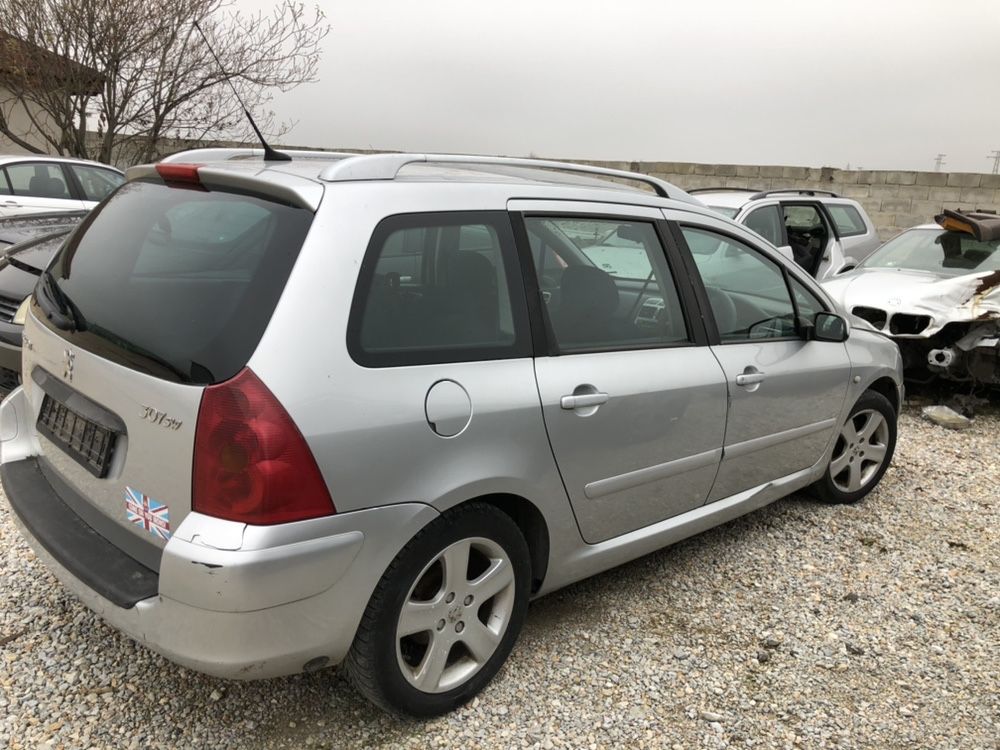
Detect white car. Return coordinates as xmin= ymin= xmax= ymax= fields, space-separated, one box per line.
xmin=690 ymin=188 xmax=881 ymax=279
xmin=0 ymin=155 xmax=124 ymax=217
xmin=822 ymin=214 xmax=1000 ymax=385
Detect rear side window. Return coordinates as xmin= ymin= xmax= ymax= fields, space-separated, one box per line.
xmin=42 ymin=180 xmax=313 ymax=384
xmin=349 ymin=212 xmax=529 ymax=367
xmin=743 ymin=205 xmax=784 ymax=246
xmin=525 ymin=217 xmax=688 ymax=352
xmin=827 ymin=204 xmax=867 ymax=236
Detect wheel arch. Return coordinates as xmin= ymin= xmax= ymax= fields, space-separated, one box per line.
xmin=865 ymin=376 xmax=900 ymax=414
xmin=451 ymin=493 xmax=550 ymax=594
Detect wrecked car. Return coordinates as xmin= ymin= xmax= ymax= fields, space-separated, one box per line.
xmin=822 ymin=210 xmax=1000 ymax=385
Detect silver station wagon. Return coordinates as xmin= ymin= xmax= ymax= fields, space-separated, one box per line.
xmin=0 ymin=151 xmax=903 ymax=716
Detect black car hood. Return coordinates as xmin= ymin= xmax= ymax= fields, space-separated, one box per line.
xmin=0 ymin=211 xmax=87 ymax=248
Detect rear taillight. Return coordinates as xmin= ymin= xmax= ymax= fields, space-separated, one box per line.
xmin=155 ymin=163 xmax=205 ymax=190
xmin=193 ymin=368 xmax=335 ymax=525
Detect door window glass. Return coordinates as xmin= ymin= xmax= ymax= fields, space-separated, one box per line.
xmin=525 ymin=217 xmax=688 ymax=351
xmin=790 ymin=276 xmax=826 ymax=320
xmin=826 ymin=204 xmax=867 ymax=236
xmin=351 ymin=212 xmax=526 ymax=366
xmin=743 ymin=205 xmax=784 ymax=246
xmin=682 ymin=227 xmax=797 ymax=341
xmin=5 ymin=163 xmax=71 ymax=199
xmin=0 ymin=169 xmax=11 ymax=195
xmin=71 ymin=165 xmax=124 ymax=202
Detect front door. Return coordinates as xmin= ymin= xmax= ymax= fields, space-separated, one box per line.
xmin=512 ymin=202 xmax=728 ymax=544
xmin=675 ymin=219 xmax=851 ymax=502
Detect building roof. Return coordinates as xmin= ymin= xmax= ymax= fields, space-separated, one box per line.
xmin=0 ymin=32 xmax=103 ymax=96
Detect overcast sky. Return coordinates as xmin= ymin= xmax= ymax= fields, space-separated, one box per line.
xmin=236 ymin=0 xmax=1000 ymax=173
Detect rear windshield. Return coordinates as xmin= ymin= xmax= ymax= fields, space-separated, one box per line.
xmin=38 ymin=180 xmax=313 ymax=384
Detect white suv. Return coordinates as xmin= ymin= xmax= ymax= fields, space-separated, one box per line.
xmin=0 ymin=155 xmax=124 ymax=217
xmin=690 ymin=188 xmax=881 ymax=279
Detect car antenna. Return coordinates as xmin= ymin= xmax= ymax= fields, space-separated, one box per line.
xmin=193 ymin=20 xmax=291 ymax=162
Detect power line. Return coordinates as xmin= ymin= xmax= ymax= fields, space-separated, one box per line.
xmin=934 ymin=153 xmax=947 ymax=172
xmin=987 ymin=150 xmax=1000 ymax=174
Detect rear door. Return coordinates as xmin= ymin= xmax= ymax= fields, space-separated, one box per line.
xmin=0 ymin=162 xmax=87 ymax=216
xmin=511 ymin=200 xmax=728 ymax=544
xmin=668 ymin=210 xmax=851 ymax=502
xmin=780 ymin=201 xmax=843 ymax=278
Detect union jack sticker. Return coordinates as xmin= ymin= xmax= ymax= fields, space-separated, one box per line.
xmin=125 ymin=487 xmax=171 ymax=541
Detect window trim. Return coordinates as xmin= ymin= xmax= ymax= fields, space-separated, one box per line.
xmin=346 ymin=210 xmax=532 ymax=368
xmin=510 ymin=211 xmax=706 ymax=356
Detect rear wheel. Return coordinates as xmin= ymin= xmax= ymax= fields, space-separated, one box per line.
xmin=812 ymin=390 xmax=897 ymax=504
xmin=345 ymin=502 xmax=530 ymax=716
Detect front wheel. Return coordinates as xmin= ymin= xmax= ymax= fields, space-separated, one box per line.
xmin=812 ymin=390 xmax=897 ymax=504
xmin=344 ymin=502 xmax=530 ymax=717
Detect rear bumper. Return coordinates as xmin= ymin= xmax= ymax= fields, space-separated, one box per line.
xmin=1 ymin=387 xmax=440 ymax=678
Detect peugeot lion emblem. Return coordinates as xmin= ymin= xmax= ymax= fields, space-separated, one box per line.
xmin=62 ymin=349 xmax=75 ymax=382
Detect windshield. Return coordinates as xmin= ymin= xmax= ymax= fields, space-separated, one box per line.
xmin=862 ymin=228 xmax=1000 ymax=276
xmin=36 ymin=180 xmax=313 ymax=384
xmin=708 ymin=206 xmax=739 ymax=219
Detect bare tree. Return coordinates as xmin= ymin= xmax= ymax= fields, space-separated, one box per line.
xmin=0 ymin=0 xmax=328 ymax=164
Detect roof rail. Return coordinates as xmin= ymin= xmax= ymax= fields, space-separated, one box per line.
xmin=748 ymin=188 xmax=840 ymax=200
xmin=159 ymin=148 xmax=356 ymax=164
xmin=686 ymin=186 xmax=757 ymax=194
xmin=317 ymin=153 xmax=697 ymax=202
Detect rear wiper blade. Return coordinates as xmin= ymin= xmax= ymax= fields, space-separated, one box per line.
xmin=37 ymin=271 xmax=86 ymax=332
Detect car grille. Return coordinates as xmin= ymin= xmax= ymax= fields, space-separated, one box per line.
xmin=0 ymin=294 xmax=21 ymax=323
xmin=852 ymin=306 xmax=887 ymax=329
xmin=889 ymin=313 xmax=932 ymax=336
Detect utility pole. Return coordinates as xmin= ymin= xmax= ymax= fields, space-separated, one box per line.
xmin=934 ymin=153 xmax=947 ymax=172
xmin=987 ymin=150 xmax=1000 ymax=174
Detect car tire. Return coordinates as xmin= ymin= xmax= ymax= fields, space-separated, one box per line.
xmin=344 ymin=502 xmax=531 ymax=717
xmin=812 ymin=390 xmax=897 ymax=504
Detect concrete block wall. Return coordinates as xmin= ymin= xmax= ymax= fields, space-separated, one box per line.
xmin=570 ymin=160 xmax=1000 ymax=240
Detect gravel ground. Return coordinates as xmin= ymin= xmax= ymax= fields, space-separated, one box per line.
xmin=1 ymin=406 xmax=997 ymax=750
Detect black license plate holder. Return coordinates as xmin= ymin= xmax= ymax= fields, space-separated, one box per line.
xmin=36 ymin=393 xmax=118 ymax=478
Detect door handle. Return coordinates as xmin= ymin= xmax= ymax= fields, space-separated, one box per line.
xmin=735 ymin=369 xmax=766 ymax=387
xmin=2 ymin=200 xmax=18 ymax=206
xmin=560 ymin=392 xmax=609 ymax=410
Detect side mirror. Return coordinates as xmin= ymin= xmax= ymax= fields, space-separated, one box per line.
xmin=812 ymin=311 xmax=849 ymax=342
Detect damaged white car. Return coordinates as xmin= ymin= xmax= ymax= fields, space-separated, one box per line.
xmin=822 ymin=211 xmax=1000 ymax=385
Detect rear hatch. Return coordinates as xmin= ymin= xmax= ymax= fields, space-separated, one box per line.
xmin=20 ymin=173 xmax=315 ymax=551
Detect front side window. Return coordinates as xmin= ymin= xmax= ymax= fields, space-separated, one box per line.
xmin=743 ymin=205 xmax=784 ymax=246
xmin=526 ymin=217 xmax=688 ymax=351
xmin=6 ymin=162 xmax=70 ymax=199
xmin=351 ymin=212 xmax=526 ymax=366
xmin=683 ymin=227 xmax=797 ymax=341
xmin=71 ymin=164 xmax=125 ymax=202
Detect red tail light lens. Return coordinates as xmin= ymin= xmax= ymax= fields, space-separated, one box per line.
xmin=193 ymin=368 xmax=335 ymax=524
